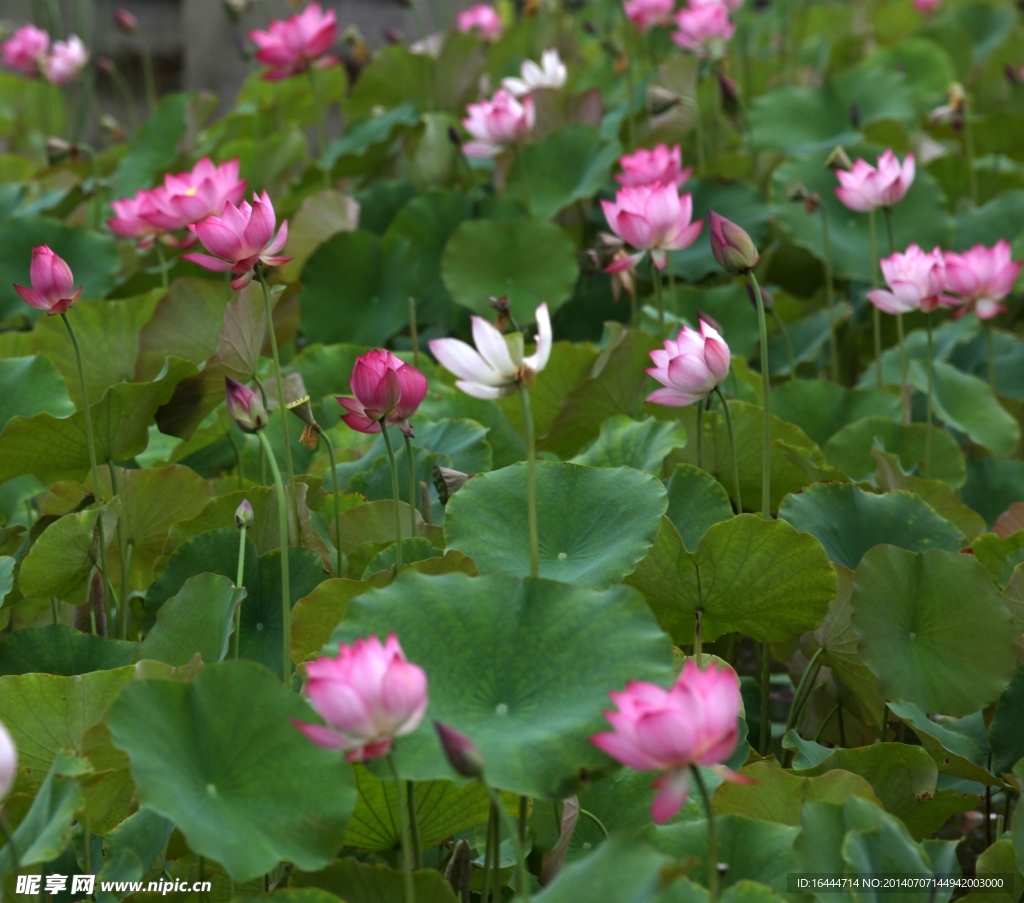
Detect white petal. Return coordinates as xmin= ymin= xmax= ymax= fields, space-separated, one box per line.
xmin=471 ymin=316 xmax=517 ymax=376
xmin=455 ymin=379 xmax=507 ymax=400
xmin=429 ymin=338 xmax=507 ymax=387
xmin=523 ymin=302 xmax=552 ymax=373
xmin=501 ymin=76 xmax=530 ymax=97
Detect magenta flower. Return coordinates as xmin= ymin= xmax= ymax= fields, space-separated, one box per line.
xmin=834 ymin=150 xmax=915 ymax=212
xmin=914 ymin=0 xmax=940 ymax=13
xmin=868 ymin=245 xmax=946 ymax=315
xmin=429 ymin=303 xmax=552 ymax=400
xmin=108 ymin=188 xmax=167 ymax=248
xmin=13 ymin=245 xmax=82 ymax=316
xmin=434 ymin=722 xmax=486 ymax=778
xmin=336 ymin=350 xmax=428 ymax=437
xmin=140 ymin=157 xmax=247 ymax=235
xmin=624 ymin=0 xmax=675 ymax=33
xmin=0 ymin=720 xmax=15 ymax=801
xmin=2 ymin=24 xmax=49 ymax=77
xmin=672 ymin=3 xmax=735 ymax=54
xmin=646 ymin=319 xmax=731 ymax=407
xmin=43 ymin=35 xmax=88 ymax=84
xmin=943 ymin=241 xmax=1021 ymax=321
xmin=601 ymin=183 xmax=704 ymax=271
xmin=461 ymin=89 xmax=535 ymax=158
xmin=591 ymin=661 xmax=751 ymax=824
xmin=225 ymin=377 xmax=268 ymax=433
xmin=456 ymin=4 xmax=503 ymax=41
xmin=113 ymin=9 xmax=138 ymax=33
xmin=294 ymin=633 xmax=428 ymax=762
xmin=616 ymin=144 xmax=691 ymax=188
xmin=182 ymin=191 xmax=290 ymax=289
xmin=249 ymin=2 xmax=338 ymax=82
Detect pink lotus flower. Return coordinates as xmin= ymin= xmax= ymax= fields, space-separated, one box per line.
xmin=2 ymin=24 xmax=49 ymax=77
xmin=13 ymin=245 xmax=81 ymax=316
xmin=914 ymin=0 xmax=940 ymax=13
xmin=591 ymin=661 xmax=751 ymax=824
xmin=225 ymin=377 xmax=267 ymax=433
xmin=140 ymin=157 xmax=247 ymax=234
xmin=108 ymin=188 xmax=167 ymax=248
xmin=624 ymin=0 xmax=675 ymax=33
xmin=868 ymin=245 xmax=946 ymax=315
xmin=0 ymin=720 xmax=15 ymax=801
xmin=182 ymin=191 xmax=290 ymax=289
xmin=429 ymin=303 xmax=552 ymax=400
xmin=601 ymin=183 xmax=704 ymax=271
xmin=672 ymin=3 xmax=735 ymax=54
xmin=336 ymin=350 xmax=428 ymax=437
xmin=294 ymin=633 xmax=428 ymax=762
xmin=461 ymin=89 xmax=535 ymax=158
xmin=646 ymin=319 xmax=731 ymax=407
xmin=456 ymin=4 xmax=503 ymax=41
xmin=43 ymin=35 xmax=88 ymax=84
xmin=943 ymin=241 xmax=1021 ymax=321
xmin=617 ymin=144 xmax=691 ymax=188
xmin=834 ymin=150 xmax=915 ymax=212
xmin=250 ymin=2 xmax=338 ymax=82
xmin=709 ymin=210 xmax=759 ymax=275
xmin=692 ymin=0 xmax=743 ymax=8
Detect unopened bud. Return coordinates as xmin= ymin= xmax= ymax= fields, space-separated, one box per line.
xmin=717 ymin=72 xmax=740 ymax=116
xmin=114 ymin=8 xmax=138 ymax=34
xmin=235 ymin=499 xmax=254 ymax=529
xmin=433 ymin=466 xmax=471 ymax=505
xmin=434 ymin=721 xmax=486 ymax=778
xmin=709 ymin=211 xmax=760 ymax=276
xmin=825 ymin=146 xmax=853 ymax=172
xmin=225 ymin=377 xmax=267 ymax=433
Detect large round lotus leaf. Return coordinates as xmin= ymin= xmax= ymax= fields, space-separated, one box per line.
xmin=441 ymin=219 xmax=578 ymax=324
xmin=778 ymin=483 xmax=965 ymax=570
xmin=850 ymin=546 xmax=1018 ymax=715
xmin=107 ymin=660 xmax=356 ymax=882
xmin=443 ymin=461 xmax=666 ymax=589
xmin=768 ymin=380 xmax=900 ymax=448
xmin=0 ymin=625 xmax=136 ymax=677
xmin=329 ymin=571 xmax=674 ymax=799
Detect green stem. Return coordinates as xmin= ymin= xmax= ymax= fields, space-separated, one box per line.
xmin=389 ymin=757 xmax=416 ymax=903
xmin=155 ymin=241 xmax=169 ymax=290
xmin=520 ymin=387 xmax=539 ymax=578
xmin=403 ymin=433 xmax=417 ymax=539
xmin=869 ymin=210 xmax=882 ymax=389
xmin=693 ymin=96 xmax=706 ymax=176
xmin=770 ymin=309 xmax=796 ymax=380
xmin=515 ymin=144 xmax=532 ymax=214
xmin=883 ymin=205 xmax=896 ymax=256
xmin=257 ymin=430 xmax=291 ymax=685
xmin=233 ymin=525 xmax=247 ymax=659
xmin=783 ymin=646 xmax=824 ymax=738
xmin=814 ymin=703 xmax=841 ymax=743
xmin=321 ymin=431 xmax=344 ymax=577
xmin=695 ymin=403 xmax=703 ymax=472
xmin=107 ymin=463 xmax=131 ymax=640
xmin=407 ymin=781 xmax=422 ymax=870
xmin=652 ymin=263 xmax=665 ymax=338
xmin=964 ymin=107 xmax=978 ymax=206
xmin=668 ymin=262 xmax=678 ymax=318
xmin=925 ymin=312 xmax=934 ymax=479
xmin=486 ymin=786 xmax=531 ymax=903
xmin=578 ymin=808 xmax=609 ymax=838
xmin=747 ymin=272 xmax=771 ymax=519
xmin=518 ymin=795 xmax=527 ymax=847
xmin=255 ymin=266 xmax=301 ymax=542
xmin=380 ymin=425 xmax=404 ymax=573
xmin=691 ymin=767 xmax=718 ymax=903
xmin=138 ymin=34 xmax=158 ymax=114
xmin=759 ymin=642 xmax=771 ymax=756
xmin=307 ymin=67 xmax=331 ymax=188
xmin=897 ymin=313 xmax=908 ymax=424
xmin=714 ymin=387 xmax=742 ymax=513
xmin=482 ymin=802 xmax=495 ymax=903
xmin=986 ymin=322 xmax=996 ymax=391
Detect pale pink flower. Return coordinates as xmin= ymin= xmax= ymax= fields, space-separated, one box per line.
xmin=456 ymin=4 xmax=503 ymax=40
xmin=834 ymin=150 xmax=915 ymax=212
xmin=591 ymin=661 xmax=752 ymax=824
xmin=601 ymin=183 xmax=704 ymax=270
xmin=0 ymin=720 xmax=15 ymax=800
xmin=1 ymin=25 xmax=49 ymax=77
xmin=617 ymin=144 xmax=691 ymax=188
xmin=249 ymin=2 xmax=338 ymax=82
xmin=43 ymin=35 xmax=88 ymax=84
xmin=914 ymin=0 xmax=940 ymax=13
xmin=646 ymin=319 xmax=731 ymax=407
xmin=140 ymin=157 xmax=247 ymax=234
xmin=672 ymin=3 xmax=735 ymax=54
xmin=108 ymin=189 xmax=166 ymax=249
xmin=502 ymin=49 xmax=566 ymax=97
xmin=294 ymin=633 xmax=428 ymax=762
xmin=461 ymin=89 xmax=535 ymax=158
xmin=868 ymin=244 xmax=946 ymax=315
xmin=943 ymin=241 xmax=1021 ymax=320
xmin=429 ymin=303 xmax=552 ymax=400
xmin=624 ymin=0 xmax=675 ymax=33
xmin=336 ymin=349 xmax=428 ymax=437
xmin=182 ymin=191 xmax=290 ymax=289
xmin=13 ymin=245 xmax=81 ymax=316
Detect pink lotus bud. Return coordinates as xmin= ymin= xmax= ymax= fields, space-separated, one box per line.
xmin=616 ymin=144 xmax=690 ymax=188
xmin=1 ymin=24 xmax=50 ymax=78
xmin=646 ymin=320 xmax=731 ymax=408
xmin=868 ymin=245 xmax=947 ymax=315
xmin=834 ymin=149 xmax=915 ymax=212
xmin=225 ymin=377 xmax=267 ymax=433
xmin=43 ymin=35 xmax=89 ymax=85
xmin=249 ymin=2 xmax=339 ymax=82
xmin=336 ymin=350 xmax=427 ymax=436
xmin=601 ymin=183 xmax=704 ymax=271
xmin=293 ymin=633 xmax=428 ymax=762
xmin=114 ymin=9 xmax=138 ymax=33
xmin=672 ymin=3 xmax=735 ymax=55
xmin=709 ymin=211 xmax=760 ymax=275
xmin=0 ymin=720 xmax=16 ymax=800
xmin=624 ymin=0 xmax=674 ymax=33
xmin=590 ymin=661 xmax=752 ymax=824
xmin=455 ymin=4 xmax=503 ymax=41
xmin=434 ymin=721 xmax=486 ymax=778
xmin=13 ymin=245 xmax=82 ymax=316
xmin=235 ymin=499 xmax=254 ymax=529
xmin=461 ymin=90 xmax=535 ymax=158
xmin=182 ymin=191 xmax=290 ymax=290
xmin=943 ymin=241 xmax=1022 ymax=321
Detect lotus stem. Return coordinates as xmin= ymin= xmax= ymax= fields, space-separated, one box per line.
xmin=986 ymin=323 xmax=996 ymax=391
xmin=380 ymin=424 xmax=404 ymax=573
xmin=137 ymin=32 xmax=158 ymax=115
xmin=713 ymin=387 xmax=742 ymax=513
xmin=759 ymin=642 xmax=771 ymax=756
xmin=233 ymin=523 xmax=247 ymax=659
xmin=519 ymin=387 xmax=539 ymax=578
xmin=925 ymin=313 xmax=934 ymax=480
xmin=407 ymin=782 xmax=422 ymax=869
xmin=746 ymin=271 xmax=771 ymax=519
xmin=107 ymin=463 xmax=131 ymax=640
xmin=155 ymin=241 xmax=169 ymax=290
xmin=769 ymin=309 xmax=796 ymax=380
xmin=820 ymin=206 xmax=839 ymax=383
xmin=652 ymin=263 xmax=665 ymax=338
xmin=814 ymin=703 xmax=841 ymax=743
xmin=695 ymin=610 xmax=703 ymax=668
xmin=403 ymin=434 xmax=417 ymax=539
xmin=306 ymin=67 xmax=331 ymax=187
xmin=482 ymin=802 xmax=495 ymax=903
xmin=486 ymin=785 xmax=531 ymax=902
xmin=691 ymin=766 xmax=718 ymax=903
xmin=320 ymin=429 xmax=344 ymax=577
xmin=696 ymin=403 xmax=703 ymax=472
xmin=785 ymin=646 xmax=825 ymax=739
xmin=897 ymin=314 xmax=909 ymax=423
xmin=869 ymin=210 xmax=882 ymax=389
xmin=257 ymin=430 xmax=291 ymax=685
xmin=388 ymin=756 xmax=416 ymax=903
xmin=964 ymin=105 xmax=978 ymax=206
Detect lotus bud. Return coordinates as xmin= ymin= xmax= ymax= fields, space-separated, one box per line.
xmin=433 ymin=466 xmax=471 ymax=505
xmin=717 ymin=72 xmax=741 ymax=117
xmin=434 ymin=721 xmax=486 ymax=779
xmin=235 ymin=499 xmax=254 ymax=529
xmin=709 ymin=211 xmax=760 ymax=275
xmin=225 ymin=377 xmax=267 ymax=433
xmin=114 ymin=9 xmax=138 ymax=34
xmin=825 ymin=146 xmax=853 ymax=172
xmin=0 ymin=721 xmax=16 ymax=801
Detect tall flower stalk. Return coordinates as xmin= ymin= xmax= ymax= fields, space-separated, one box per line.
xmin=233 ymin=500 xmax=252 ymax=659
xmin=381 ymin=425 xmax=404 ymax=573
xmin=520 ymin=387 xmax=539 ymax=577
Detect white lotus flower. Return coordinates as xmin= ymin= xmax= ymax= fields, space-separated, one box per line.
xmin=502 ymin=49 xmax=567 ymax=97
xmin=429 ymin=303 xmax=552 ymax=399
